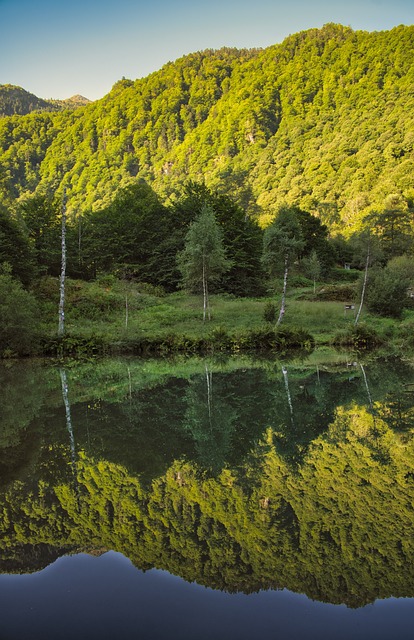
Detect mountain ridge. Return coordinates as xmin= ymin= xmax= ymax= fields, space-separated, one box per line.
xmin=1 ymin=23 xmax=413 ymax=233
xmin=0 ymin=84 xmax=91 ymax=116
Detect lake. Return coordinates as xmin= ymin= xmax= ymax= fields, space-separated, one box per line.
xmin=0 ymin=351 xmax=413 ymax=639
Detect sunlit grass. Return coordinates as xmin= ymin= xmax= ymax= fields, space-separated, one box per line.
xmin=42 ymin=278 xmax=406 ymax=350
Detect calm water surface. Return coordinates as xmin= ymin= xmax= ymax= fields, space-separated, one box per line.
xmin=1 ymin=352 xmax=413 ymax=639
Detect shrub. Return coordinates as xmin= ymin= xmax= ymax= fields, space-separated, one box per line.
xmin=329 ymin=267 xmax=360 ymax=283
xmin=263 ymin=301 xmax=277 ymax=323
xmin=332 ymin=322 xmax=382 ymax=350
xmin=0 ymin=274 xmax=40 ymax=356
xmin=364 ymin=266 xmax=409 ymax=318
xmin=288 ymin=274 xmax=314 ymax=288
xmin=314 ymin=284 xmax=356 ymax=302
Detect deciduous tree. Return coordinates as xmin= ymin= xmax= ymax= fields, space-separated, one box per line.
xmin=177 ymin=203 xmax=231 ymax=321
xmin=262 ymin=206 xmax=304 ymax=324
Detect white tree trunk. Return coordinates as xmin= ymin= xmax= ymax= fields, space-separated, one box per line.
xmin=60 ymin=368 xmax=77 ymax=474
xmin=205 ymin=363 xmax=213 ymax=428
xmin=277 ymin=254 xmax=289 ymax=325
xmin=58 ymin=191 xmax=67 ymax=337
xmin=360 ymin=363 xmax=373 ymax=411
xmin=355 ymin=243 xmax=370 ymax=326
xmin=282 ymin=366 xmax=295 ymax=428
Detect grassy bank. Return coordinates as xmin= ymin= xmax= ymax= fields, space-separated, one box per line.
xmin=21 ymin=276 xmax=411 ymax=359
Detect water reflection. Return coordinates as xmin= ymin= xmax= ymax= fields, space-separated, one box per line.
xmin=0 ymin=353 xmax=413 ymax=612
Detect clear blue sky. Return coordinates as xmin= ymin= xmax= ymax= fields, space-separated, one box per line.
xmin=1 ymin=0 xmax=413 ymax=100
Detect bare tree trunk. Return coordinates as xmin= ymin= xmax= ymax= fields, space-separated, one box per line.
xmin=277 ymin=254 xmax=289 ymax=325
xmin=360 ymin=363 xmax=373 ymax=411
xmin=205 ymin=363 xmax=213 ymax=428
xmin=58 ymin=191 xmax=67 ymax=337
xmin=282 ymin=365 xmax=295 ymax=428
xmin=355 ymin=243 xmax=370 ymax=326
xmin=60 ymin=368 xmax=78 ymax=504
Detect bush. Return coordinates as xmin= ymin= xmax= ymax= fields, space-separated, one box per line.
xmin=332 ymin=323 xmax=382 ymax=350
xmin=0 ymin=274 xmax=40 ymax=356
xmin=364 ymin=266 xmax=409 ymax=318
xmin=329 ymin=267 xmax=360 ymax=282
xmin=314 ymin=284 xmax=356 ymax=302
xmin=263 ymin=301 xmax=277 ymax=323
xmin=288 ymin=274 xmax=314 ymax=288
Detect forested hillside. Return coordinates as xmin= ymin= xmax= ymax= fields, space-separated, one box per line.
xmin=1 ymin=23 xmax=413 ymax=231
xmin=0 ymin=85 xmax=90 ymax=117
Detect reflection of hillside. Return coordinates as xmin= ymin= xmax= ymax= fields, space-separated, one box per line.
xmin=1 ymin=402 xmax=413 ymax=608
xmin=1 ymin=356 xmax=414 ymax=607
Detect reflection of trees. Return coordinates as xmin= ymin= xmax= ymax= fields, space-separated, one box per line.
xmin=0 ymin=363 xmax=47 ymax=484
xmin=1 ymin=407 xmax=414 ymax=608
xmin=267 ymin=366 xmax=337 ymax=466
xmin=60 ymin=369 xmax=76 ymax=474
xmin=183 ymin=364 xmax=241 ymax=474
xmin=70 ymin=378 xmax=194 ymax=484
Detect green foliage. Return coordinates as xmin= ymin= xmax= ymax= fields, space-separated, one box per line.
xmin=329 ymin=267 xmax=360 ymax=283
xmin=364 ymin=208 xmax=414 ymax=260
xmin=1 ymin=356 xmax=414 ymax=605
xmin=0 ymin=204 xmax=34 ymax=284
xmin=387 ymin=254 xmax=414 ymax=283
xmin=263 ymin=301 xmax=277 ymax=323
xmin=0 ymin=273 xmax=40 ymax=355
xmin=301 ymin=248 xmax=321 ymax=278
xmin=314 ymin=284 xmax=357 ymax=302
xmin=364 ymin=263 xmax=411 ymax=318
xmin=0 ymin=85 xmax=59 ymax=116
xmin=1 ymin=26 xmax=413 ymax=232
xmin=333 ymin=322 xmax=383 ymax=349
xmin=173 ymin=182 xmax=265 ymax=296
xmin=0 ymin=84 xmax=89 ymax=116
xmin=177 ymin=203 xmax=231 ymax=303
xmin=262 ymin=206 xmax=304 ymax=276
xmin=83 ymin=181 xmax=175 ymax=286
xmin=18 ymin=192 xmax=62 ymax=276
xmin=295 ymin=210 xmax=335 ymax=275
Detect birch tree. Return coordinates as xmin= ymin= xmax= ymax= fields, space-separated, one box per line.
xmin=58 ymin=191 xmax=67 ymax=337
xmin=354 ymin=241 xmax=370 ymax=326
xmin=177 ymin=204 xmax=231 ymax=322
xmin=262 ymin=207 xmax=304 ymax=325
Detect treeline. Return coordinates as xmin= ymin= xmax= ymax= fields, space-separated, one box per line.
xmin=0 ymin=24 xmax=413 ymax=228
xmin=0 ymin=84 xmax=90 ymax=117
xmin=3 ymin=179 xmax=414 ymax=285
xmin=1 ymin=178 xmax=414 ymax=347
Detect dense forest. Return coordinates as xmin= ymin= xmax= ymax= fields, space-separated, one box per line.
xmin=1 ymin=23 xmax=414 ymax=356
xmin=1 ymin=24 xmax=413 ymax=229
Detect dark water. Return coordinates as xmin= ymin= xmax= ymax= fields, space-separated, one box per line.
xmin=1 ymin=352 xmax=414 ymax=639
